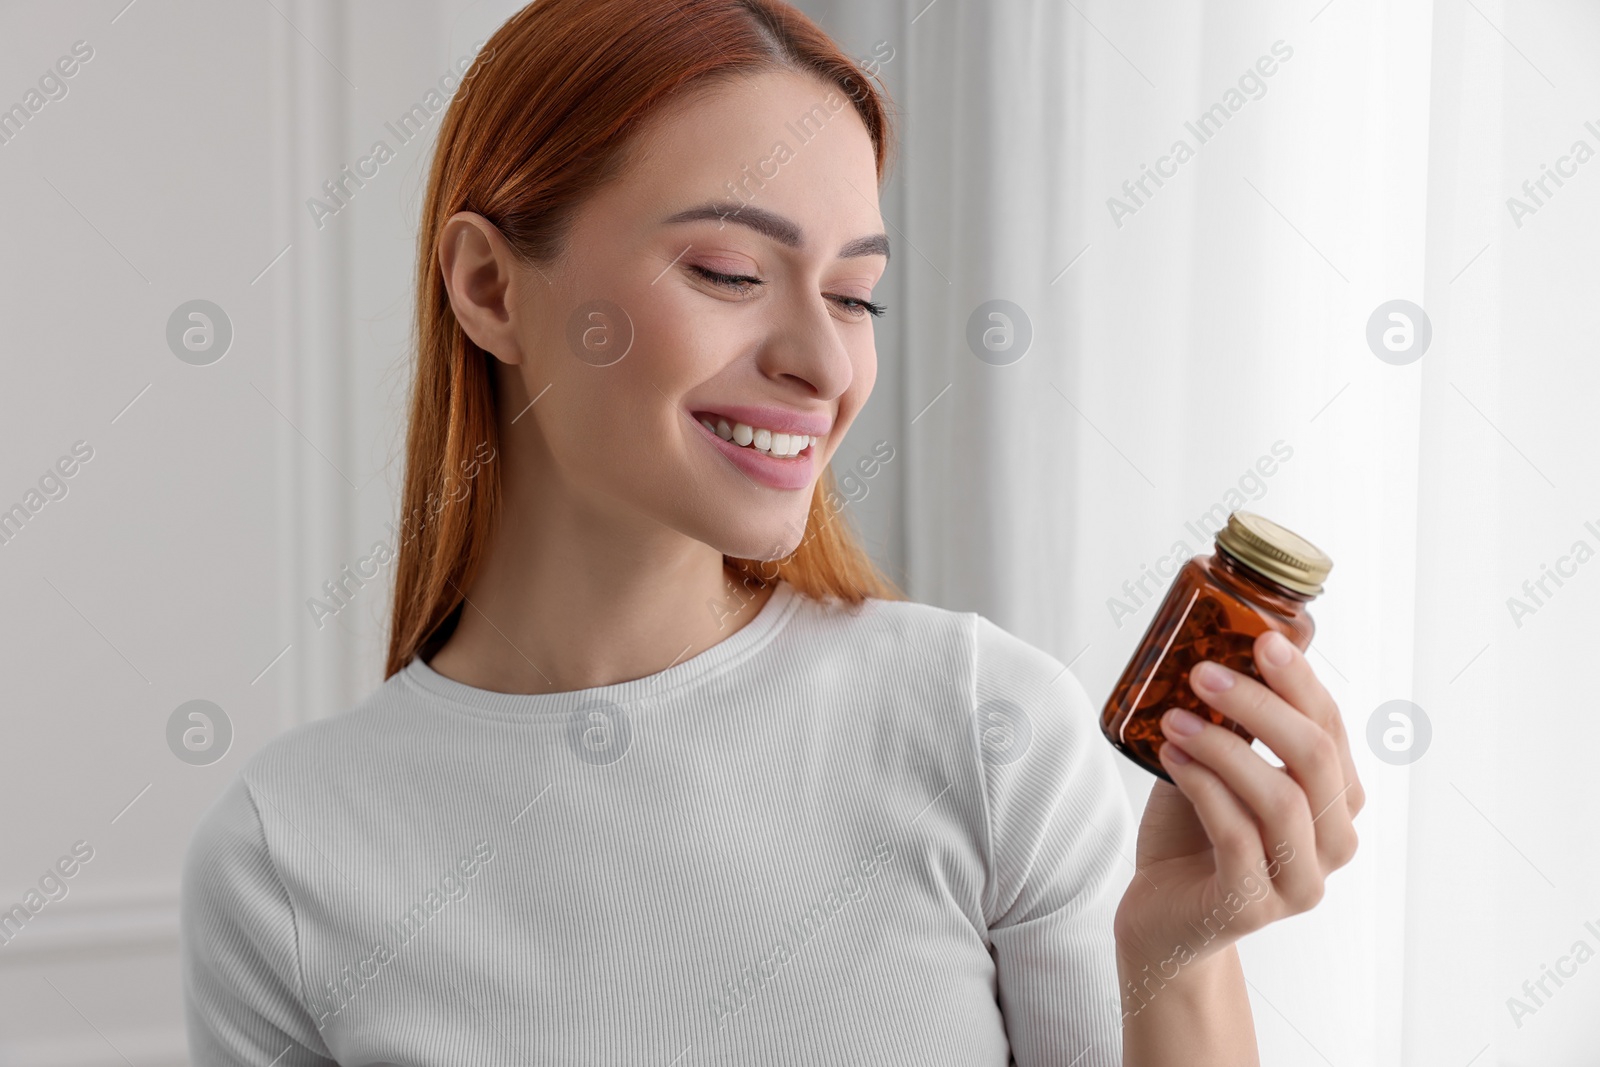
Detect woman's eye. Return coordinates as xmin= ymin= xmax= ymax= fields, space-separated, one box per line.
xmin=689 ymin=265 xmax=762 ymax=291
xmin=829 ymin=294 xmax=888 ymax=319
xmin=689 ymin=265 xmax=886 ymax=319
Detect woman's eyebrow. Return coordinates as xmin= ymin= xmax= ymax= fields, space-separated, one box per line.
xmin=661 ymin=201 xmax=891 ymax=263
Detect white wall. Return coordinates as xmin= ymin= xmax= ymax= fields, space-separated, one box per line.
xmin=0 ymin=2 xmax=524 ymax=1061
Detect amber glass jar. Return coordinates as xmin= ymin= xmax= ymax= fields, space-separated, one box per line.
xmin=1100 ymin=511 xmax=1333 ymax=784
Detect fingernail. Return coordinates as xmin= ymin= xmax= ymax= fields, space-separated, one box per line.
xmin=1263 ymin=630 xmax=1293 ymax=667
xmin=1164 ymin=707 xmax=1205 ymax=736
xmin=1162 ymin=740 xmax=1192 ymax=765
xmin=1192 ymin=661 xmax=1234 ymax=692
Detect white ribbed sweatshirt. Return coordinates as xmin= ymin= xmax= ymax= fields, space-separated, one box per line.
xmin=180 ymin=580 xmax=1137 ymax=1066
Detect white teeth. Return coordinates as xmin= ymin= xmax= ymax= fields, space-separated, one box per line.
xmin=699 ymin=415 xmax=813 ymax=457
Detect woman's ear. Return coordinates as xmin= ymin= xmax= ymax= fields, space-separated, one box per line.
xmin=438 ymin=212 xmax=530 ymax=365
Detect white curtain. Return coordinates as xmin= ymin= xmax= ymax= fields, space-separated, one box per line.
xmin=800 ymin=0 xmax=1599 ymax=1063
xmin=1404 ymin=1 xmax=1600 ymax=1063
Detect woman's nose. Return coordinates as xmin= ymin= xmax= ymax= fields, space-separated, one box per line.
xmin=759 ymin=293 xmax=857 ymax=399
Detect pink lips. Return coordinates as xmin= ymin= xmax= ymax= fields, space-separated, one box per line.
xmin=689 ymin=410 xmax=819 ymax=491
xmin=689 ymin=404 xmax=832 ymax=438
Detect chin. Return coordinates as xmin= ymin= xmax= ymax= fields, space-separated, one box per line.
xmin=706 ymin=509 xmax=811 ymax=563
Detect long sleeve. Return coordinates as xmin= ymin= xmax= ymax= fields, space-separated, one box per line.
xmin=180 ymin=775 xmax=339 ymax=1067
xmin=973 ymin=614 xmax=1137 ymax=1067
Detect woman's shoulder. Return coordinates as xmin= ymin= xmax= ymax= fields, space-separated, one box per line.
xmin=789 ymin=590 xmax=1103 ymax=764
xmin=181 ymin=670 xmax=427 ymax=880
xmin=792 ymin=586 xmax=978 ymax=648
xmin=191 ymin=669 xmax=423 ymax=827
xmin=796 ymin=589 xmax=1078 ymax=695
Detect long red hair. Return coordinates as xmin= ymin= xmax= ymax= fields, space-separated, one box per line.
xmin=385 ymin=0 xmax=905 ymax=680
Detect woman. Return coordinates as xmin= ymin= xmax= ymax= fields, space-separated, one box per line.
xmin=180 ymin=1 xmax=1364 ymax=1063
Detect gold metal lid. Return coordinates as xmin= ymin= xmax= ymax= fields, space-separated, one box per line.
xmin=1214 ymin=511 xmax=1332 ymax=597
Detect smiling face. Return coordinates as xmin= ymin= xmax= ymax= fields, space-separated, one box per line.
xmin=453 ymin=67 xmax=888 ymax=565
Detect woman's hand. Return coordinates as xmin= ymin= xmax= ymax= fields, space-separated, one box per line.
xmin=1112 ymin=628 xmax=1366 ymax=973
